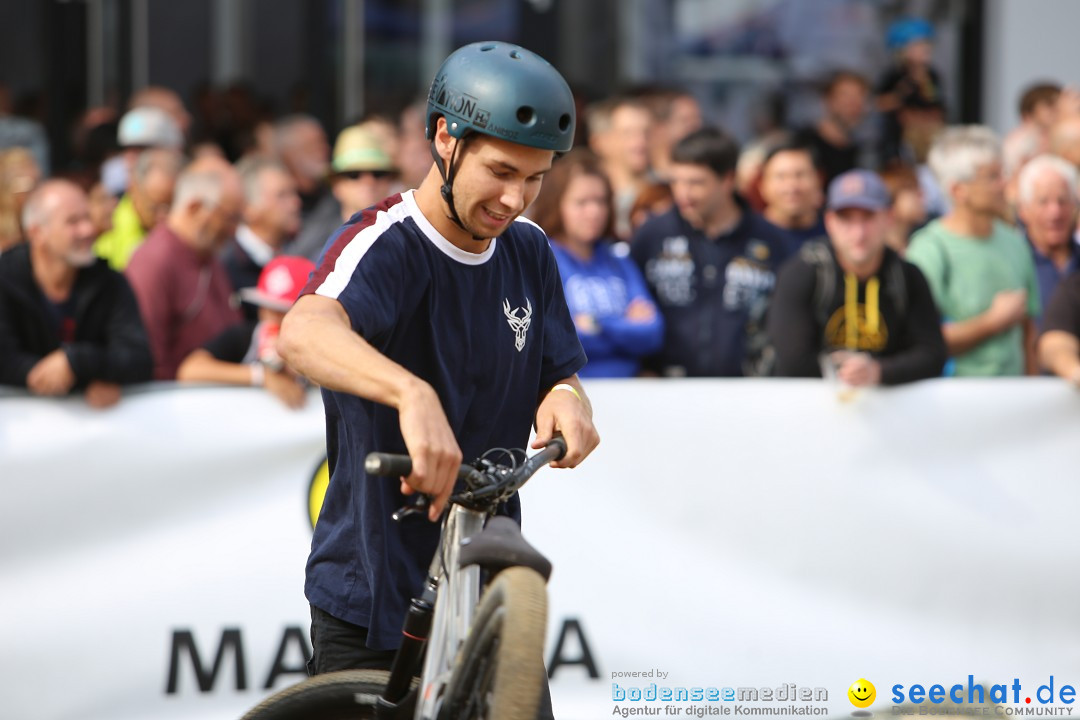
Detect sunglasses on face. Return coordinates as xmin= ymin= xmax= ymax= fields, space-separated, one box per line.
xmin=338 ymin=169 xmax=395 ymax=180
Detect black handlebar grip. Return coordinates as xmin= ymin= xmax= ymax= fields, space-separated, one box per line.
xmin=365 ymin=453 xmax=413 ymax=477
xmin=549 ymin=436 xmax=567 ymax=461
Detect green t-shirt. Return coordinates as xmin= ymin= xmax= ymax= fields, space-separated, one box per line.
xmin=906 ymin=218 xmax=1039 ymax=377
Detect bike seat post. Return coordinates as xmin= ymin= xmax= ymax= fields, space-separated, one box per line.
xmin=414 ymin=504 xmax=486 ymax=718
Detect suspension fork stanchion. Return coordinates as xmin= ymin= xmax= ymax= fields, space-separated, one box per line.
xmin=414 ymin=505 xmax=485 ymax=719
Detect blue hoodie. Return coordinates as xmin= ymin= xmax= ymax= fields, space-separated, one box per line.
xmin=549 ymin=240 xmax=664 ymax=377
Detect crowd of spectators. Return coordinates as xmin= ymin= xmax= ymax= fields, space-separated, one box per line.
xmin=5 ymin=17 xmax=1080 ymax=410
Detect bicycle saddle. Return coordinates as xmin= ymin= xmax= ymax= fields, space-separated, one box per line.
xmin=457 ymin=516 xmax=553 ymax=581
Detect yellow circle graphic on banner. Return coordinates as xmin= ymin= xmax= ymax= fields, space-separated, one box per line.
xmin=848 ymin=679 xmax=876 ymax=708
xmin=308 ymin=458 xmax=329 ymax=529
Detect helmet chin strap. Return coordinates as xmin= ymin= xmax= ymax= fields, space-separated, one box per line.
xmin=430 ymin=133 xmax=487 ymax=242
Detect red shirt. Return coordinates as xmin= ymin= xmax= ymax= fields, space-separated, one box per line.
xmin=125 ymin=224 xmax=241 ymax=380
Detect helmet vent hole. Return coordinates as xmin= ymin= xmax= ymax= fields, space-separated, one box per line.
xmin=516 ymin=106 xmax=537 ymax=127
xmin=558 ymin=113 xmax=571 ymax=132
xmin=480 ymin=44 xmax=496 ymax=52
xmin=509 ymin=50 xmax=522 ymax=59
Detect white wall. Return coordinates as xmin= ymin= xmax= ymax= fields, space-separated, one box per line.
xmin=983 ymin=0 xmax=1080 ymax=133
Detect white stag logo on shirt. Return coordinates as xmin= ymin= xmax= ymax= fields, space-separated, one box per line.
xmin=503 ymin=298 xmax=532 ymax=352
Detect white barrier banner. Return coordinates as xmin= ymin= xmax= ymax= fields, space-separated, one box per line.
xmin=2 ymin=379 xmax=1079 ymax=720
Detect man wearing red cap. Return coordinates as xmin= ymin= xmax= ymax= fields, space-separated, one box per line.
xmin=177 ymin=255 xmax=313 ymax=408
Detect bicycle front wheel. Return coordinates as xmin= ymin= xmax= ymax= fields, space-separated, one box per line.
xmin=439 ymin=565 xmax=548 ymax=720
xmin=240 ymin=668 xmax=388 ymax=720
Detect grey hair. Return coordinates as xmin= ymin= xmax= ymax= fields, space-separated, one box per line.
xmin=172 ymin=168 xmax=224 ymax=211
xmin=235 ymin=156 xmax=288 ymax=207
xmin=1017 ymin=153 xmax=1080 ymax=207
xmin=21 ymin=186 xmax=49 ymax=231
xmin=927 ymin=125 xmax=1002 ymax=194
xmin=1001 ymin=126 xmax=1041 ymax=180
xmin=133 ymin=147 xmax=185 ymax=185
xmin=20 ymin=179 xmax=81 ymax=232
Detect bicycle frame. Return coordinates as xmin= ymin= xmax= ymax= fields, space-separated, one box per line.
xmin=413 ymin=505 xmax=484 ymax=719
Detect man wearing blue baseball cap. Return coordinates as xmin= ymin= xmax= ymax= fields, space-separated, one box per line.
xmin=765 ymin=169 xmax=946 ymax=385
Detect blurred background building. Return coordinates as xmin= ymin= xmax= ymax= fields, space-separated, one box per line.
xmin=0 ymin=0 xmax=1075 ymax=173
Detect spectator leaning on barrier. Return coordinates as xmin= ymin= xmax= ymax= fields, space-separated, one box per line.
xmin=94 ymin=146 xmax=183 ymax=271
xmin=531 ymin=148 xmax=663 ymax=378
xmin=276 ymin=42 xmax=598 ymax=718
xmin=757 ymin=140 xmax=826 ymax=248
xmin=223 ymin=157 xmax=302 ymax=318
xmin=906 ymin=126 xmax=1041 ymax=377
xmin=177 ymin=255 xmax=313 ymax=408
xmin=125 ymin=156 xmax=244 ymax=380
xmin=630 ymin=127 xmax=793 ymax=377
xmin=0 ymin=180 xmax=152 ymax=407
xmin=766 ymin=170 xmax=946 ymax=385
xmin=1016 ymin=154 xmax=1080 ymax=331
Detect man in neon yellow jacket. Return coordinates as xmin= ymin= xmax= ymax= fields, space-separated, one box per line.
xmin=95 ymin=147 xmax=183 ymax=270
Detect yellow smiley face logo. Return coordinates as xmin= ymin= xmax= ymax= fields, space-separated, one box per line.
xmin=848 ymin=679 xmax=876 ymax=709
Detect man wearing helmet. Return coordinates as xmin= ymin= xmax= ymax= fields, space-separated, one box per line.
xmin=278 ymin=42 xmax=600 ymax=709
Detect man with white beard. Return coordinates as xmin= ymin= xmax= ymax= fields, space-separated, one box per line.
xmin=0 ymin=180 xmax=152 ymax=406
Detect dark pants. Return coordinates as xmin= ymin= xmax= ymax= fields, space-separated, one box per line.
xmin=308 ymin=604 xmax=555 ymax=719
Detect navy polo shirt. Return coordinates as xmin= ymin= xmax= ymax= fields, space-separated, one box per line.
xmin=301 ymin=190 xmax=586 ymax=650
xmin=1029 ymin=238 xmax=1080 ymax=331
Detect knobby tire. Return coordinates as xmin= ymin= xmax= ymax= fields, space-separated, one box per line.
xmin=438 ymin=566 xmax=548 ymax=720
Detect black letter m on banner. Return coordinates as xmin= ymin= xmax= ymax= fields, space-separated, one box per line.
xmin=166 ymin=628 xmax=247 ymax=693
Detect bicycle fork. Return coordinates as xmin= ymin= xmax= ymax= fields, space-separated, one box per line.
xmin=376 ymin=506 xmax=485 ymax=720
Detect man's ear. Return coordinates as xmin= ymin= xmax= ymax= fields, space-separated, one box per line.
xmin=185 ymin=197 xmax=211 ymax=223
xmin=432 ymin=117 xmax=456 ymax=163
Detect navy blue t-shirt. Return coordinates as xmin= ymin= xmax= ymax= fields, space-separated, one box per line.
xmin=301 ymin=190 xmax=586 ymax=650
xmin=630 ymin=205 xmax=793 ymax=377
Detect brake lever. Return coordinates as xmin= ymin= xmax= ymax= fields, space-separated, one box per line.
xmin=392 ymin=494 xmax=431 ymax=522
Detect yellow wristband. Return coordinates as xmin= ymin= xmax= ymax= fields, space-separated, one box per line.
xmin=550 ymin=383 xmax=582 ymax=402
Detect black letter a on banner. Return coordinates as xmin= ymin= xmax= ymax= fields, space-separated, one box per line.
xmin=547 ymin=618 xmax=599 ymax=679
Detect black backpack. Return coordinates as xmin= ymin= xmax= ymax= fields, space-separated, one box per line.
xmin=743 ymin=240 xmax=908 ymax=377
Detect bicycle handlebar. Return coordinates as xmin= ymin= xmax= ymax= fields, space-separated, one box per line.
xmin=364 ymin=437 xmax=567 ymax=511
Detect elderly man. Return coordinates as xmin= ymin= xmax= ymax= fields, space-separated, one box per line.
xmin=126 ymin=157 xmax=244 ymax=379
xmin=1016 ymin=154 xmax=1080 ymax=330
xmin=906 ymin=126 xmax=1041 ymax=376
xmin=0 ymin=180 xmax=152 ymax=406
xmin=223 ymin=157 xmax=302 ymax=317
